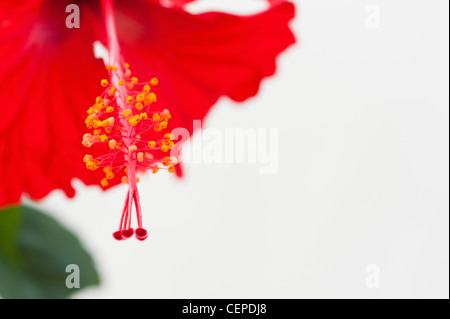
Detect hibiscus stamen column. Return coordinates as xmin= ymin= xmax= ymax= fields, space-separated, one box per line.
xmin=102 ymin=0 xmax=146 ymax=240
xmin=81 ymin=0 xmax=177 ymax=240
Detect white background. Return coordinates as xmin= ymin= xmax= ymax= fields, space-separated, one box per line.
xmin=31 ymin=0 xmax=449 ymax=298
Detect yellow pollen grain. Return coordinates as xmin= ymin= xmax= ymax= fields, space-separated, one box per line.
xmin=106 ymin=106 xmax=114 ymax=113
xmin=83 ymin=154 xmax=92 ymax=163
xmin=100 ymin=135 xmax=108 ymax=142
xmin=148 ymin=141 xmax=156 ymax=148
xmin=135 ymin=102 xmax=143 ymax=110
xmin=106 ymin=172 xmax=115 ymax=180
xmin=122 ymin=109 xmax=132 ymax=118
xmin=168 ymin=166 xmax=175 ymax=173
xmin=148 ymin=92 xmax=157 ymax=102
xmin=112 ymin=65 xmax=118 ymax=71
xmin=131 ymin=77 xmax=138 ymax=84
xmin=152 ymin=113 xmax=160 ymax=122
xmin=136 ymin=94 xmax=144 ymax=102
xmin=109 ymin=139 xmax=117 ymax=149
xmin=126 ymin=96 xmax=134 ymax=103
xmin=164 ymin=133 xmax=174 ymax=140
xmin=101 ymin=79 xmax=108 ymax=87
xmin=150 ymin=77 xmax=158 ymax=86
xmin=86 ymin=160 xmax=100 ymax=170
xmin=101 ymin=178 xmax=109 ymax=187
xmin=161 ymin=109 xmax=171 ymax=120
xmin=118 ymin=79 xmax=125 ymax=86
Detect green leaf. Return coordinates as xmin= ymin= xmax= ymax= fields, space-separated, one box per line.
xmin=0 ymin=205 xmax=100 ymax=298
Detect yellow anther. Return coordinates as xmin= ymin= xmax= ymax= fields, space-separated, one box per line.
xmin=139 ymin=113 xmax=148 ymax=120
xmin=164 ymin=133 xmax=174 ymax=140
xmin=152 ymin=113 xmax=160 ymax=122
xmin=136 ymin=177 xmax=140 ymax=183
xmin=83 ymin=154 xmax=93 ymax=163
xmin=148 ymin=92 xmax=157 ymax=103
xmin=101 ymin=178 xmax=109 ymax=187
xmin=103 ymin=167 xmax=112 ymax=173
xmin=135 ymin=102 xmax=143 ymax=110
xmin=118 ymin=79 xmax=125 ymax=86
xmin=129 ymin=119 xmax=138 ymax=126
xmin=86 ymin=160 xmax=100 ymax=170
xmin=143 ymin=84 xmax=150 ymax=93
xmin=101 ymin=79 xmax=108 ymax=87
xmin=136 ymin=93 xmax=145 ymax=102
xmin=168 ymin=166 xmax=175 ymax=173
xmin=124 ymin=62 xmax=130 ymax=69
xmin=166 ymin=141 xmax=175 ymax=149
xmin=148 ymin=141 xmax=156 ymax=148
xmin=109 ymin=86 xmax=116 ymax=96
xmin=106 ymin=65 xmax=112 ymax=71
xmin=150 ymin=77 xmax=158 ymax=86
xmin=161 ymin=145 xmax=170 ymax=152
xmin=100 ymin=135 xmax=108 ymax=142
xmin=112 ymin=65 xmax=118 ymax=71
xmin=162 ymin=157 xmax=171 ymax=167
xmin=124 ymin=168 xmax=128 ymax=175
xmin=82 ymin=133 xmax=93 ymax=147
xmin=95 ymin=96 xmax=102 ymax=103
xmin=93 ymin=129 xmax=100 ymax=135
xmin=121 ymin=176 xmax=128 ymax=184
xmin=152 ymin=167 xmax=159 ymax=174
xmin=106 ymin=106 xmax=114 ymax=113
xmin=124 ymin=69 xmax=132 ymax=78
xmin=105 ymin=117 xmax=115 ymax=127
xmin=170 ymin=156 xmax=178 ymax=165
xmin=109 ymin=139 xmax=117 ymax=149
xmin=137 ymin=152 xmax=144 ymax=162
xmin=122 ymin=109 xmax=132 ymax=118
xmin=126 ymin=96 xmax=134 ymax=103
xmin=161 ymin=109 xmax=171 ymax=120
xmin=106 ymin=172 xmax=115 ymax=180
xmin=129 ymin=145 xmax=137 ymax=152
xmin=131 ymin=77 xmax=138 ymax=84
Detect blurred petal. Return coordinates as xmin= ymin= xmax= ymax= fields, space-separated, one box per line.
xmin=0 ymin=1 xmax=107 ymax=206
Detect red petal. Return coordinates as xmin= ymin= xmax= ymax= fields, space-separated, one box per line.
xmin=115 ymin=0 xmax=296 ymax=136
xmin=0 ymin=1 xmax=107 ymax=207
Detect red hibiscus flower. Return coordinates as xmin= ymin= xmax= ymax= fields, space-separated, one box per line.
xmin=0 ymin=0 xmax=295 ymax=237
